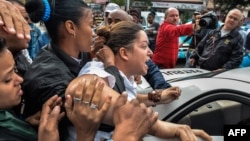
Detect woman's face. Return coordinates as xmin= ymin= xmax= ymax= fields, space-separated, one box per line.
xmin=0 ymin=49 xmax=23 ymax=109
xmin=127 ymin=30 xmax=151 ymax=76
xmin=75 ymin=9 xmax=93 ymax=52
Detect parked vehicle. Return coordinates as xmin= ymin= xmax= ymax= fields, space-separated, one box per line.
xmin=139 ymin=67 xmax=250 ymax=141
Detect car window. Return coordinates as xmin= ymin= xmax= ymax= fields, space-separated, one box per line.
xmin=155 ymin=89 xmax=250 ymax=136
xmin=178 ymin=99 xmax=250 ymax=135
xmin=145 ymin=91 xmax=250 ymax=141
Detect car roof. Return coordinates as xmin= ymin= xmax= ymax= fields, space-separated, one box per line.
xmin=160 ymin=68 xmax=211 ymax=82
xmin=164 ymin=67 xmax=250 ymax=83
xmin=214 ymin=67 xmax=250 ymax=83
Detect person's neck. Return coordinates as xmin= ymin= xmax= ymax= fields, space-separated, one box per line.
xmin=58 ymin=40 xmax=79 ymax=59
xmin=115 ymin=61 xmax=132 ymax=79
xmin=222 ymin=26 xmax=232 ymax=32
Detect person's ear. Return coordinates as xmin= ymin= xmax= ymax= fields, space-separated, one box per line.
xmin=119 ymin=47 xmax=129 ymax=61
xmin=65 ymin=20 xmax=76 ymax=38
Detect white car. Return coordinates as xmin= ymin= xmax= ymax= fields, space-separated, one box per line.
xmin=140 ymin=67 xmax=250 ymax=141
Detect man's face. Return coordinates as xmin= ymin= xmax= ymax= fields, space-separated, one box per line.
xmin=147 ymin=14 xmax=154 ymax=24
xmin=165 ymin=8 xmax=179 ymax=25
xmin=224 ymin=10 xmax=241 ymax=30
xmin=109 ymin=10 xmax=131 ymax=27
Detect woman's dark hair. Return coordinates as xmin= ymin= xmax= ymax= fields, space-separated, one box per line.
xmin=25 ymin=0 xmax=90 ymax=44
xmin=105 ymin=21 xmax=143 ymax=55
xmin=0 ymin=38 xmax=7 ymax=53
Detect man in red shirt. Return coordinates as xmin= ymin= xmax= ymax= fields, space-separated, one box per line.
xmin=152 ymin=7 xmax=195 ymax=68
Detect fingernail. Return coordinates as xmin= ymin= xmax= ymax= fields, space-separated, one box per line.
xmin=25 ymin=34 xmax=31 ymax=40
xmin=53 ymin=105 xmax=60 ymax=112
xmin=0 ymin=20 xmax=3 ymax=25
xmin=17 ymin=33 xmax=24 ymax=39
xmin=8 ymin=28 xmax=15 ymax=33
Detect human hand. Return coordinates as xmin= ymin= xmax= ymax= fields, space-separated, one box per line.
xmin=189 ymin=58 xmax=195 ymax=66
xmin=0 ymin=0 xmax=31 ymax=40
xmin=174 ymin=125 xmax=212 ymax=141
xmin=65 ymin=77 xmax=112 ymax=140
xmin=25 ymin=111 xmax=41 ymax=126
xmin=96 ymin=45 xmax=115 ymax=68
xmin=134 ymin=75 xmax=142 ymax=84
xmin=38 ymin=95 xmax=65 ymax=141
xmin=148 ymin=29 xmax=153 ymax=34
xmin=145 ymin=28 xmax=153 ymax=35
xmin=195 ymin=15 xmax=202 ymax=30
xmin=112 ymin=93 xmax=158 ymax=141
xmin=91 ymin=36 xmax=106 ymax=56
xmin=0 ymin=27 xmax=30 ymax=49
xmin=179 ymin=43 xmax=184 ymax=48
xmin=159 ymin=86 xmax=181 ymax=104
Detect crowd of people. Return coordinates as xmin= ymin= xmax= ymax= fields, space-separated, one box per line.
xmin=0 ymin=0 xmax=249 ymax=140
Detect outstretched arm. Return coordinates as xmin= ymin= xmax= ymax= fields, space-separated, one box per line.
xmin=137 ymin=86 xmax=181 ymax=107
xmin=66 ymin=74 xmax=212 ymax=141
xmin=149 ymin=120 xmax=212 ymax=141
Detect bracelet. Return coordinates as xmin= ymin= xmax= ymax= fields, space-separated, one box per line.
xmin=148 ymin=89 xmax=163 ymax=103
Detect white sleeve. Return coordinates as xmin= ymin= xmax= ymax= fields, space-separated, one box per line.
xmin=78 ymin=60 xmax=116 ymax=88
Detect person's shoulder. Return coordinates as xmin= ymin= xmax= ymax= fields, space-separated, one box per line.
xmin=29 ymin=45 xmax=67 ymax=72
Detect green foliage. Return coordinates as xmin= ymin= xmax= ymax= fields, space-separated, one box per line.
xmin=212 ymin=0 xmax=250 ymax=20
xmin=110 ymin=0 xmax=125 ymax=6
xmin=110 ymin=0 xmax=152 ymax=8
xmin=180 ymin=11 xmax=193 ymax=23
xmin=213 ymin=0 xmax=250 ymax=12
